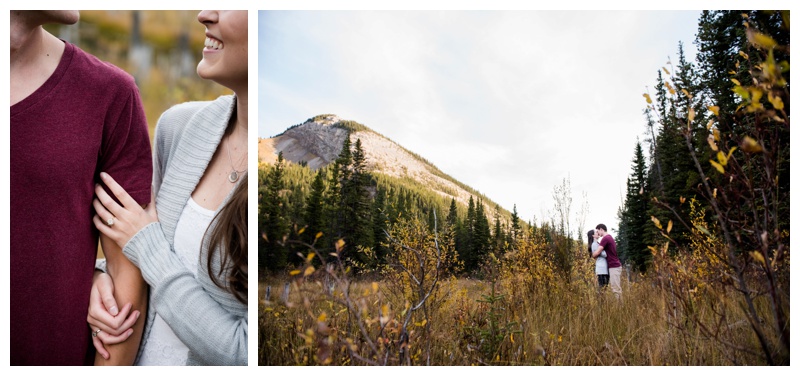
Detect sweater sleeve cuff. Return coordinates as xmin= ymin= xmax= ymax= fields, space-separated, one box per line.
xmin=95 ymin=258 xmax=108 ymax=273
xmin=122 ymin=221 xmax=172 ymax=284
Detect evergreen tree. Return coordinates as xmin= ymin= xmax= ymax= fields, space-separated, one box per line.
xmin=644 ymin=108 xmax=664 ymax=198
xmin=509 ymin=204 xmax=520 ymax=248
xmin=338 ymin=138 xmax=373 ymax=266
xmin=303 ymin=170 xmax=326 ymax=246
xmin=492 ymin=204 xmax=505 ymax=253
xmin=323 ymin=160 xmax=342 ymax=249
xmin=695 ymin=10 xmax=747 ymax=132
xmin=650 ymin=60 xmax=696 ymax=248
xmin=260 ymin=152 xmax=288 ymax=271
xmin=615 ymin=197 xmax=629 ymax=262
xmin=462 ymin=196 xmax=477 ymax=271
xmin=350 ymin=139 xmax=374 ymax=249
xmin=336 ymin=137 xmax=353 ymax=243
xmin=657 ymin=42 xmax=714 ymax=249
xmin=446 ymin=198 xmax=458 ymax=227
xmin=620 ymin=142 xmax=651 ymax=272
xmin=372 ymin=187 xmax=388 ymax=263
xmin=473 ymin=198 xmax=491 ymax=265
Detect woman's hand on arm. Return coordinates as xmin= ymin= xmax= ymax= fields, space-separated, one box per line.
xmin=87 ymin=271 xmax=140 ymax=360
xmin=592 ymin=245 xmax=605 ymax=259
xmin=92 ymin=172 xmax=158 ymax=250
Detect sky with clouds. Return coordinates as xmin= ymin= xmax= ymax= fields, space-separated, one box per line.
xmin=258 ymin=10 xmax=704 ymax=235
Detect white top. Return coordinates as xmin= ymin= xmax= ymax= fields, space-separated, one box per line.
xmin=592 ymin=240 xmax=608 ymax=275
xmin=137 ymin=197 xmax=216 ymax=365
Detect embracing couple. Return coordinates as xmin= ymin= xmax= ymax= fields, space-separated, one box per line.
xmin=10 ymin=10 xmax=248 ymax=365
xmin=587 ymin=224 xmax=621 ymax=298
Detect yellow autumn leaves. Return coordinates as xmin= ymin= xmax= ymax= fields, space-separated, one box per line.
xmin=651 ymin=216 xmax=673 ymax=234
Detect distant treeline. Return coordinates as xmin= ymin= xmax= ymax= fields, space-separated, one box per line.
xmin=259 ymin=134 xmax=538 ymax=275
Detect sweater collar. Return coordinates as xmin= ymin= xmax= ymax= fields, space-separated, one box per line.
xmin=157 ymin=95 xmax=237 ymax=242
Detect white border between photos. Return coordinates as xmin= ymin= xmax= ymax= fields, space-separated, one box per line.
xmin=1 ymin=0 xmax=797 ymax=373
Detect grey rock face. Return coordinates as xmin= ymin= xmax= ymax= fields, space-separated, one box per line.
xmin=276 ymin=120 xmax=349 ymax=170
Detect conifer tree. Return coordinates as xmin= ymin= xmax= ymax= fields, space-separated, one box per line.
xmin=336 ymin=137 xmax=353 ymax=243
xmin=462 ymin=196 xmax=477 ymax=271
xmin=446 ymin=198 xmax=458 ymax=228
xmin=350 ymin=139 xmax=374 ymax=250
xmin=303 ymin=170 xmax=326 ymax=246
xmin=492 ymin=204 xmax=505 ymax=253
xmin=372 ymin=187 xmax=388 ymax=263
xmin=695 ymin=10 xmax=747 ymax=132
xmin=324 ymin=160 xmax=342 ymax=249
xmin=473 ymin=198 xmax=491 ymax=264
xmin=509 ymin=204 xmax=520 ymax=248
xmin=338 ymin=138 xmax=374 ymax=266
xmin=620 ymin=142 xmax=651 ymax=272
xmin=261 ymin=152 xmax=288 ymax=271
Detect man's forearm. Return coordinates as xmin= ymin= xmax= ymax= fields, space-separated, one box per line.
xmin=94 ymin=235 xmax=147 ymax=366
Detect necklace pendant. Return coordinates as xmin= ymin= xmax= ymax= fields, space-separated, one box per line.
xmin=228 ymin=170 xmax=239 ymax=183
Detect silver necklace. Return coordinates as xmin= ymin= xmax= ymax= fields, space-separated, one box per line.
xmin=225 ymin=134 xmax=246 ymax=183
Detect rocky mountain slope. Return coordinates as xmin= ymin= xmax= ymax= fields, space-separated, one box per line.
xmin=260 ymin=115 xmax=511 ymax=220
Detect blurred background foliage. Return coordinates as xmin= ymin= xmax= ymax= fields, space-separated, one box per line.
xmin=44 ymin=10 xmax=231 ymax=142
xmin=47 ymin=11 xmax=235 ymax=259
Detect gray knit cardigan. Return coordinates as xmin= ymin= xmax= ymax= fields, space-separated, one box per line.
xmin=121 ymin=95 xmax=247 ymax=365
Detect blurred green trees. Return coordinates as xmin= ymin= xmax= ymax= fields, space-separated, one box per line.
xmin=45 ymin=10 xmax=231 ymax=141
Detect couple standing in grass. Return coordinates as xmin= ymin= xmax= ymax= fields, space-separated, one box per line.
xmin=587 ymin=224 xmax=621 ymax=297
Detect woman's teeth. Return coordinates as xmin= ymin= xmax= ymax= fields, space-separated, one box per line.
xmin=205 ymin=37 xmax=224 ymax=50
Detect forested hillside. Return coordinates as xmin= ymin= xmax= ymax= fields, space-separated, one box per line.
xmin=259 ymin=116 xmax=527 ymax=275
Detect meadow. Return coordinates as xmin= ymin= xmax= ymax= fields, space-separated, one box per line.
xmin=259 ymin=225 xmax=785 ymax=366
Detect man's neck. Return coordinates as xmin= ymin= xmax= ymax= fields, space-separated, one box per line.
xmin=10 ymin=19 xmax=65 ymax=106
xmin=10 ymin=20 xmax=45 ymax=69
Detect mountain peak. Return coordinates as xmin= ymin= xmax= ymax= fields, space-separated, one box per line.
xmin=261 ymin=115 xmax=512 ymax=224
xmin=307 ymin=114 xmax=342 ymax=126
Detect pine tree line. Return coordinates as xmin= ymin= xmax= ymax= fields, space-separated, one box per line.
xmin=259 ymin=135 xmax=527 ymax=275
xmin=617 ymin=10 xmax=789 ymax=273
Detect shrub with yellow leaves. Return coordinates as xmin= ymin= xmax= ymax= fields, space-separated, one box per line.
xmin=644 ymin=12 xmax=789 ymax=365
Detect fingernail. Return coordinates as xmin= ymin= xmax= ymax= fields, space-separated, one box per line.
xmin=135 ymin=311 xmax=140 ymax=320
xmin=100 ymin=172 xmax=108 ymax=179
xmin=109 ymin=306 xmax=119 ymax=316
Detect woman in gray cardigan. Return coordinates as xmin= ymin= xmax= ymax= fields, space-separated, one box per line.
xmin=589 ymin=229 xmax=609 ymax=289
xmin=87 ymin=10 xmax=248 ymax=365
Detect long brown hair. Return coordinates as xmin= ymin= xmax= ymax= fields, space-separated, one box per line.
xmin=205 ymin=173 xmax=248 ymax=304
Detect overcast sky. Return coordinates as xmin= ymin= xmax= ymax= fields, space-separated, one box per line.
xmin=258 ymin=10 xmax=703 ymax=235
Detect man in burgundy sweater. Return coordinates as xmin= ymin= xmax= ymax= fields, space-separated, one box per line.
xmin=594 ymin=224 xmax=622 ymax=298
xmin=10 ymin=11 xmax=152 ymax=365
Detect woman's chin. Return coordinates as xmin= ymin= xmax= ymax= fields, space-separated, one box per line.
xmin=196 ymin=63 xmax=213 ymax=80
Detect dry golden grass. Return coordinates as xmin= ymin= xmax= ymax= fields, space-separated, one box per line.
xmin=259 ymin=264 xmax=773 ymax=366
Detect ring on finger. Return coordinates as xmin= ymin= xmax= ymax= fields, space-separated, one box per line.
xmin=92 ymin=328 xmax=102 ymax=338
xmin=106 ymin=217 xmax=115 ymax=227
